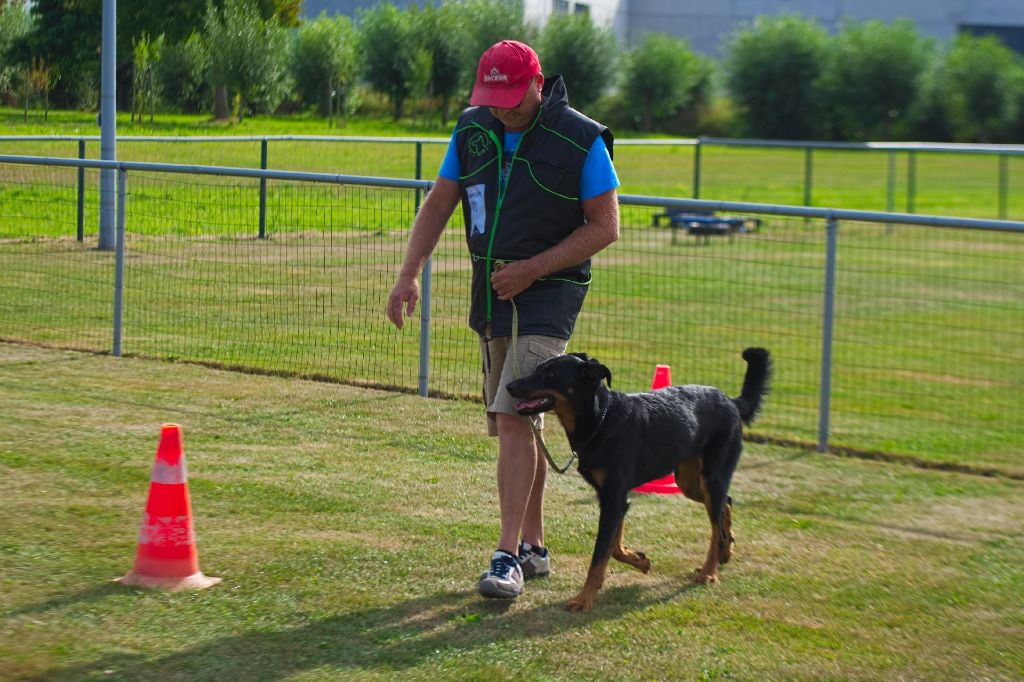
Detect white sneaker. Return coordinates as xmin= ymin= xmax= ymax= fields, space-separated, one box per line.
xmin=518 ymin=541 xmax=550 ymax=579
xmin=478 ymin=550 xmax=524 ymax=599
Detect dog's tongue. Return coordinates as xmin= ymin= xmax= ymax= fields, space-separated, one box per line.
xmin=515 ymin=398 xmax=546 ymax=411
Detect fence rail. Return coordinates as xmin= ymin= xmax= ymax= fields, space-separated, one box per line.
xmin=2 ymin=135 xmax=1023 ymax=220
xmin=1 ymin=154 xmax=1021 ymax=476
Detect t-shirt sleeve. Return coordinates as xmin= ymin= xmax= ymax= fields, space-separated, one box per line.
xmin=580 ymin=135 xmax=620 ymax=201
xmin=437 ymin=129 xmax=461 ymax=181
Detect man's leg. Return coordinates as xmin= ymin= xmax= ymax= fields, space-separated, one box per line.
xmin=495 ymin=412 xmax=541 ymax=554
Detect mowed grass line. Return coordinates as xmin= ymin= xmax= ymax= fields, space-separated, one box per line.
xmin=1 ymin=343 xmax=1022 ymax=681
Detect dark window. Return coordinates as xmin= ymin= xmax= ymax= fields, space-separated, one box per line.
xmin=574 ymin=2 xmax=590 ymax=15
xmin=552 ymin=0 xmax=568 ymax=14
xmin=960 ymin=24 xmax=1024 ymax=54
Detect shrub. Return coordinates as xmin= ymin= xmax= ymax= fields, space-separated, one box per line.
xmin=156 ymin=32 xmax=210 ymax=114
xmin=622 ymin=33 xmax=711 ymax=133
xmin=819 ymin=19 xmax=933 ymax=141
xmin=204 ymin=0 xmax=289 ymax=119
xmin=291 ymin=12 xmax=357 ymax=117
xmin=725 ymin=14 xmax=828 ymax=139
xmin=538 ymin=13 xmax=618 ymax=114
xmin=942 ymin=33 xmax=1024 ymax=142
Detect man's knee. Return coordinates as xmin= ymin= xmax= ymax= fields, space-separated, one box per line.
xmin=495 ymin=412 xmax=533 ymax=436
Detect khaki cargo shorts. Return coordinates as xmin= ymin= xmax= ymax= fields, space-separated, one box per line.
xmin=480 ymin=330 xmax=567 ymax=437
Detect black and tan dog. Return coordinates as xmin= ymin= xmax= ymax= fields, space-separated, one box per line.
xmin=506 ymin=348 xmax=771 ymax=612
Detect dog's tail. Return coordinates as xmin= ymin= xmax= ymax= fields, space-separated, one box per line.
xmin=732 ymin=347 xmax=772 ymax=425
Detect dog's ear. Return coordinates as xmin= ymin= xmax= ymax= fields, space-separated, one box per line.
xmin=582 ymin=359 xmax=612 ymax=388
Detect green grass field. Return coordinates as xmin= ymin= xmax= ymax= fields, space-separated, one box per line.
xmin=3 ymin=107 xmax=1023 ymax=219
xmin=1 ymin=342 xmax=1022 ymax=680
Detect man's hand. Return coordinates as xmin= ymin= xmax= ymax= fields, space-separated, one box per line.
xmin=491 ymin=259 xmax=541 ymax=301
xmin=386 ymin=276 xmax=420 ymax=329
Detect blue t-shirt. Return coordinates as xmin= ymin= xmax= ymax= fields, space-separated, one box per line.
xmin=438 ymin=127 xmax=619 ymax=201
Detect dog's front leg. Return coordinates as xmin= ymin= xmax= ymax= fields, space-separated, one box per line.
xmin=611 ymin=519 xmax=651 ymax=573
xmin=567 ymin=492 xmax=627 ymax=613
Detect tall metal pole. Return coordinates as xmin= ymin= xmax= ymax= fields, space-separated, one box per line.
xmin=99 ymin=0 xmax=117 ymax=251
xmin=817 ymin=215 xmax=838 ymax=453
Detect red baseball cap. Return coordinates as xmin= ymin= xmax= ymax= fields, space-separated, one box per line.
xmin=470 ymin=40 xmax=542 ymax=109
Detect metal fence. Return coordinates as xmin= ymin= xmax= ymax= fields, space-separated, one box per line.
xmin=1 ymin=154 xmax=1021 ymax=476
xmin=2 ymin=135 xmax=1023 ymax=220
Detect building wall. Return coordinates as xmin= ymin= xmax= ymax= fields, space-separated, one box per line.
xmin=301 ymin=0 xmax=1024 ymax=56
xmin=626 ymin=0 xmax=1024 ymax=55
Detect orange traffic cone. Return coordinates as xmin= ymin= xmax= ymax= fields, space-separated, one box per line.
xmin=633 ymin=364 xmax=683 ymax=494
xmin=116 ymin=424 xmax=221 ymax=590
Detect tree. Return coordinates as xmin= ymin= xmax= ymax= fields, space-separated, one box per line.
xmin=155 ymin=31 xmax=210 ymax=113
xmin=0 ymin=0 xmax=31 ymax=98
xmin=10 ymin=0 xmax=100 ymax=108
xmin=538 ymin=13 xmax=618 ymax=113
xmin=131 ymin=33 xmax=163 ymax=123
xmin=411 ymin=2 xmax=463 ymax=125
xmin=943 ymin=33 xmax=1024 ymax=142
xmin=357 ymin=2 xmax=418 ymax=121
xmin=819 ymin=19 xmax=933 ymax=141
xmin=457 ymin=0 xmax=533 ymax=97
xmin=291 ymin=12 xmax=357 ymax=118
xmin=725 ymin=15 xmax=828 ymax=139
xmin=622 ymin=33 xmax=711 ymax=133
xmin=204 ymin=0 xmax=289 ymax=120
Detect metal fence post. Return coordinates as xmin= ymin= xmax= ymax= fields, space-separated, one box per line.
xmin=418 ymin=254 xmax=432 ymax=397
xmin=803 ymin=147 xmax=813 ymax=207
xmin=414 ymin=141 xmax=423 ymax=213
xmin=692 ymin=138 xmax=702 ymax=198
xmin=77 ymin=139 xmax=85 ymax=242
xmin=817 ymin=214 xmax=838 ymax=453
xmin=906 ymin=151 xmax=916 ymax=214
xmin=259 ymin=138 xmax=268 ymax=239
xmin=886 ymin=151 xmax=896 ymax=234
xmin=113 ymin=168 xmax=127 ymax=357
xmin=415 ymin=145 xmax=430 ymax=396
xmin=998 ymin=154 xmax=1008 ymax=220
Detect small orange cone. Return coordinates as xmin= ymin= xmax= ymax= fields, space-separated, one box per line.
xmin=634 ymin=365 xmax=683 ymax=494
xmin=116 ymin=424 xmax=221 ymax=590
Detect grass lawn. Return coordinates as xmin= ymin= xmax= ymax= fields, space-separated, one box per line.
xmin=3 ymin=107 xmax=1023 ymax=219
xmin=1 ymin=342 xmax=1022 ymax=680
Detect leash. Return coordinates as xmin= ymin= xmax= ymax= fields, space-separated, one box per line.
xmin=509 ymin=299 xmax=577 ymax=474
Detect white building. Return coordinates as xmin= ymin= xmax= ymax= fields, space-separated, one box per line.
xmin=303 ymin=0 xmax=1024 ymax=56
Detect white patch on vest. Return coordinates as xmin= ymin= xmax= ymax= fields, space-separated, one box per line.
xmin=467 ymin=184 xmax=486 ymax=235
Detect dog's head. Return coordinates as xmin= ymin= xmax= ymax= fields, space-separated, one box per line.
xmin=505 ymin=353 xmax=612 ymax=417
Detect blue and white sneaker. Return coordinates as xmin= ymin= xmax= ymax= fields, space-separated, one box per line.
xmin=518 ymin=541 xmax=550 ymax=579
xmin=478 ymin=550 xmax=524 ymax=599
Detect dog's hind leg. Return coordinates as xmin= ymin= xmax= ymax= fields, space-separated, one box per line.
xmin=567 ymin=492 xmax=628 ymax=613
xmin=611 ymin=519 xmax=651 ymax=573
xmin=693 ymin=435 xmax=741 ymax=583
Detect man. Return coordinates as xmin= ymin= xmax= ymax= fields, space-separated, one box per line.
xmin=386 ymin=40 xmax=620 ymax=599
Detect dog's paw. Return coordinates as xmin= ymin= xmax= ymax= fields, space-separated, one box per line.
xmin=691 ymin=568 xmax=720 ymax=585
xmin=613 ymin=548 xmax=652 ymax=573
xmin=565 ymin=593 xmax=595 ymax=612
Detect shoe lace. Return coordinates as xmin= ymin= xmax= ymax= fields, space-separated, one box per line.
xmin=489 ymin=554 xmax=517 ymax=579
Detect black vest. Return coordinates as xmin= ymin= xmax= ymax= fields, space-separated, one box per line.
xmin=454 ymin=75 xmax=614 ymax=339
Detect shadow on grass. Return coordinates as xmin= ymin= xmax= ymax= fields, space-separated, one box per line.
xmin=30 ymin=581 xmax=699 ymax=680
xmin=3 ymin=583 xmax=124 ymax=619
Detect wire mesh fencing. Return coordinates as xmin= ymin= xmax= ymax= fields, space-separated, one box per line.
xmin=3 ymin=136 xmax=1023 ymax=220
xmin=0 ymin=156 xmax=1021 ymax=474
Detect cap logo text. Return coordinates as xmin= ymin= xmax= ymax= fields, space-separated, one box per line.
xmin=483 ymin=66 xmax=509 ymax=83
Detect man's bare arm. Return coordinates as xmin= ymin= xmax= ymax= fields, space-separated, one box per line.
xmin=386 ymin=177 xmax=461 ymax=328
